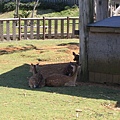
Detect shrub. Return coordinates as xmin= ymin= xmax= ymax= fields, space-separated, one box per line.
xmin=72 ymin=4 xmax=78 ymax=9
xmin=64 ymin=6 xmax=70 ymax=10
xmin=38 ymin=1 xmax=68 ymax=12
xmin=19 ymin=10 xmax=31 ymax=18
xmin=3 ymin=2 xmax=16 ymax=12
xmin=19 ymin=2 xmax=40 ymax=11
xmin=0 ymin=2 xmax=4 ymax=13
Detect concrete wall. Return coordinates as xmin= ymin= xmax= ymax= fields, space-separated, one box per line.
xmin=88 ymin=29 xmax=120 ymax=84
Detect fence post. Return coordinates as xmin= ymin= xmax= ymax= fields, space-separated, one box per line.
xmin=30 ymin=19 xmax=34 ymax=39
xmin=67 ymin=16 xmax=69 ymax=39
xmin=48 ymin=19 xmax=52 ymax=39
xmin=0 ymin=21 xmax=3 ymax=41
xmin=55 ymin=19 xmax=58 ymax=38
xmin=61 ymin=19 xmax=64 ymax=38
xmin=37 ymin=19 xmax=40 ymax=39
xmin=13 ymin=20 xmax=16 ymax=40
xmin=18 ymin=16 xmax=21 ymax=40
xmin=43 ymin=16 xmax=45 ymax=40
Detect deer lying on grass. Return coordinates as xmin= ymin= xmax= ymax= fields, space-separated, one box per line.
xmin=62 ymin=62 xmax=75 ymax=76
xmin=45 ymin=63 xmax=81 ymax=87
xmin=28 ymin=63 xmax=45 ymax=88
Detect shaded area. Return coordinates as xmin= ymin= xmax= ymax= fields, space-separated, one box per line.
xmin=0 ymin=64 xmax=30 ymax=89
xmin=0 ymin=62 xmax=120 ymax=109
xmin=57 ymin=42 xmax=79 ymax=47
xmin=0 ymin=62 xmax=71 ymax=89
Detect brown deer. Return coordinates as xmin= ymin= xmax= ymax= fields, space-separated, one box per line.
xmin=62 ymin=62 xmax=75 ymax=76
xmin=28 ymin=63 xmax=45 ymax=88
xmin=45 ymin=63 xmax=81 ymax=87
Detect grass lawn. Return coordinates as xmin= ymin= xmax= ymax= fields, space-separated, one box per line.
xmin=0 ymin=7 xmax=79 ymax=19
xmin=0 ymin=39 xmax=120 ymax=120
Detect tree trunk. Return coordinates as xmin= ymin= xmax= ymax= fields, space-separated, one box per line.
xmin=79 ymin=0 xmax=94 ymax=82
xmin=31 ymin=0 xmax=39 ymax=18
xmin=96 ymin=0 xmax=109 ymax=21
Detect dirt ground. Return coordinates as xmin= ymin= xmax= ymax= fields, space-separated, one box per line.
xmin=0 ymin=43 xmax=79 ymax=79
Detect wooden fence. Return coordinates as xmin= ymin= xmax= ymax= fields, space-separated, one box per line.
xmin=0 ymin=17 xmax=79 ymax=41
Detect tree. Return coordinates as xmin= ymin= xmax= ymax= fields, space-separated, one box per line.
xmin=15 ymin=0 xmax=20 ymax=18
xmin=31 ymin=0 xmax=40 ymax=18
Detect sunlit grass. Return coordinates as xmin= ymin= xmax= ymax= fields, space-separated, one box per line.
xmin=0 ymin=40 xmax=120 ymax=120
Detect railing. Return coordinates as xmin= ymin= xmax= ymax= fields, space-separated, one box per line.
xmin=0 ymin=17 xmax=79 ymax=41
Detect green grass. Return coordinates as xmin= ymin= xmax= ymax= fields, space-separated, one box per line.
xmin=36 ymin=7 xmax=79 ymax=17
xmin=0 ymin=7 xmax=79 ymax=19
xmin=0 ymin=39 xmax=120 ymax=120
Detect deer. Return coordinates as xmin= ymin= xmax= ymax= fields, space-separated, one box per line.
xmin=62 ymin=52 xmax=80 ymax=76
xmin=45 ymin=63 xmax=81 ymax=87
xmin=28 ymin=63 xmax=45 ymax=88
xmin=73 ymin=52 xmax=79 ymax=64
xmin=62 ymin=62 xmax=75 ymax=76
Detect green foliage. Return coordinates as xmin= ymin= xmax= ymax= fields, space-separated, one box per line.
xmin=0 ymin=2 xmax=4 ymax=13
xmin=1 ymin=1 xmax=78 ymax=14
xmin=38 ymin=1 xmax=68 ymax=12
xmin=64 ymin=6 xmax=70 ymax=10
xmin=19 ymin=2 xmax=40 ymax=11
xmin=3 ymin=2 xmax=16 ymax=12
xmin=19 ymin=10 xmax=31 ymax=18
xmin=72 ymin=4 xmax=79 ymax=9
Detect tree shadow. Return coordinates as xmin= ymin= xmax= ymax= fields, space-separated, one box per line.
xmin=57 ymin=42 xmax=79 ymax=47
xmin=0 ymin=64 xmax=30 ymax=89
xmin=0 ymin=44 xmax=38 ymax=55
xmin=0 ymin=62 xmax=120 ymax=106
xmin=0 ymin=62 xmax=70 ymax=89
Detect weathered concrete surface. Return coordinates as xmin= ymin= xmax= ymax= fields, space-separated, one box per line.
xmin=88 ymin=32 xmax=120 ymax=74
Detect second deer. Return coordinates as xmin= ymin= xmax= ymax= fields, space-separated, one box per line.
xmin=45 ymin=63 xmax=81 ymax=87
xmin=28 ymin=63 xmax=45 ymax=88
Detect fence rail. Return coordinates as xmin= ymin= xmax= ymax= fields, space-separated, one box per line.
xmin=0 ymin=17 xmax=79 ymax=41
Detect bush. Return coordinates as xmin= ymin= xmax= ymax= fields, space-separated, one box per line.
xmin=1 ymin=1 xmax=40 ymax=12
xmin=72 ymin=4 xmax=78 ymax=9
xmin=19 ymin=10 xmax=31 ymax=18
xmin=39 ymin=1 xmax=68 ymax=12
xmin=20 ymin=2 xmax=34 ymax=10
xmin=20 ymin=2 xmax=40 ymax=11
xmin=1 ymin=1 xmax=78 ymax=13
xmin=3 ymin=2 xmax=16 ymax=12
xmin=0 ymin=2 xmax=4 ymax=13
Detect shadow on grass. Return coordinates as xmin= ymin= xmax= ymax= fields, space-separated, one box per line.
xmin=0 ymin=64 xmax=30 ymax=89
xmin=57 ymin=42 xmax=79 ymax=47
xmin=0 ymin=62 xmax=120 ymax=106
xmin=0 ymin=44 xmax=38 ymax=55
